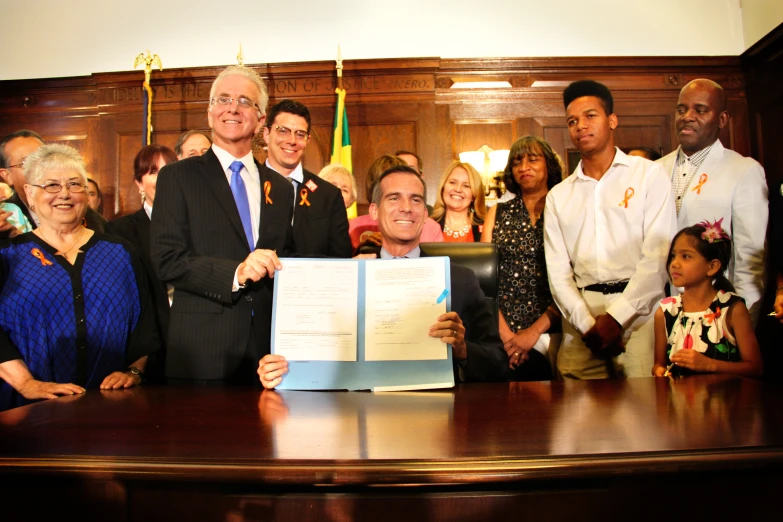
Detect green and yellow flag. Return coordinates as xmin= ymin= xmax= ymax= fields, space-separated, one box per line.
xmin=330 ymin=86 xmax=356 ymax=217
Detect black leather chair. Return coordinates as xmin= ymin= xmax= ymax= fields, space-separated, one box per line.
xmin=419 ymin=242 xmax=499 ymax=321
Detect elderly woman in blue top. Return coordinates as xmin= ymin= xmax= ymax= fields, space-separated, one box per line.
xmin=0 ymin=144 xmax=159 ymax=411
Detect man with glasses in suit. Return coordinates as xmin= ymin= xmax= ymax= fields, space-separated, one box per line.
xmin=261 ymin=99 xmax=351 ymax=258
xmin=151 ymin=66 xmax=295 ymax=384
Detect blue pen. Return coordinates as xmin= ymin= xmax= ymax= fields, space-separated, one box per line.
xmin=436 ymin=289 xmax=449 ymax=304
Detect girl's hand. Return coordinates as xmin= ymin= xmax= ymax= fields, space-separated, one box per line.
xmin=652 ymin=365 xmax=666 ymax=377
xmin=669 ymin=349 xmax=713 ymax=373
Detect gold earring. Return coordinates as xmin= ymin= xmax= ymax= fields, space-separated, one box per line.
xmin=140 ymin=190 xmax=146 ymax=204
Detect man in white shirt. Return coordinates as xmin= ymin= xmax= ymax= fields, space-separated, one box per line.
xmin=657 ymin=79 xmax=767 ymax=322
xmin=544 ymin=80 xmax=677 ymax=379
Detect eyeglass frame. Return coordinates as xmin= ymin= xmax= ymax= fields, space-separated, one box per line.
xmin=29 ymin=181 xmax=87 ymax=194
xmin=270 ymin=125 xmax=310 ymax=141
xmin=210 ymin=96 xmax=262 ymax=115
xmin=7 ymin=159 xmax=25 ymax=170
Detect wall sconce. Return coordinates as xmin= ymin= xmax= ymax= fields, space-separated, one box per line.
xmin=459 ymin=145 xmax=509 ymax=202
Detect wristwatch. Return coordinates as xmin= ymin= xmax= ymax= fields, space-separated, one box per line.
xmin=126 ymin=366 xmax=144 ymax=381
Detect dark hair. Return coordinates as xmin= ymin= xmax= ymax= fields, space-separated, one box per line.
xmin=563 ymin=80 xmax=614 ymax=115
xmin=668 ymin=225 xmax=735 ymax=293
xmin=0 ymin=129 xmax=44 ymax=168
xmin=133 ymin=144 xmax=177 ymax=182
xmin=371 ymin=165 xmax=426 ymax=205
xmin=628 ymin=147 xmax=661 ymax=161
xmin=365 ymin=154 xmax=406 ymax=202
xmin=267 ymin=99 xmax=311 ymax=133
xmin=394 ymin=150 xmax=423 ymax=172
xmin=86 ymin=178 xmax=103 ymax=213
xmin=502 ymin=136 xmax=562 ymax=194
xmin=174 ymin=130 xmax=211 ymax=156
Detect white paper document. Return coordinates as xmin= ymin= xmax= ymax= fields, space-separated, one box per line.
xmin=273 ymin=260 xmax=359 ymax=361
xmin=364 ymin=259 xmax=447 ymax=361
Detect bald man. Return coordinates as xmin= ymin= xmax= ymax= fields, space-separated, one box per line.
xmin=658 ymin=79 xmax=768 ymax=322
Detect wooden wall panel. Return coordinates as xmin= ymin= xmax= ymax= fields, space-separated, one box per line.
xmin=0 ymin=56 xmax=755 ymax=220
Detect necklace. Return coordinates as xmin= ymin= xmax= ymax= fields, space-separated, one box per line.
xmin=443 ymin=223 xmax=471 ymax=238
xmin=38 ymin=226 xmax=87 ymax=258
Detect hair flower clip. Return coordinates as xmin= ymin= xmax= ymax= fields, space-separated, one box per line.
xmin=698 ymin=218 xmax=730 ymax=243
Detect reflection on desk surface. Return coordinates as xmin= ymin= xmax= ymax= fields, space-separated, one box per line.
xmin=1 ymin=375 xmax=781 ymax=463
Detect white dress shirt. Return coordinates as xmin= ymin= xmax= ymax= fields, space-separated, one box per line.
xmin=212 ymin=144 xmax=261 ymax=247
xmin=544 ymin=148 xmax=677 ymax=333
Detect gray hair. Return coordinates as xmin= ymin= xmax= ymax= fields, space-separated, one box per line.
xmin=209 ymin=65 xmax=269 ymax=116
xmin=318 ymin=164 xmax=357 ymax=201
xmin=24 ymin=143 xmax=87 ymax=186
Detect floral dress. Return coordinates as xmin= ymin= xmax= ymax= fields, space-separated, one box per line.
xmin=660 ymin=290 xmax=743 ymax=376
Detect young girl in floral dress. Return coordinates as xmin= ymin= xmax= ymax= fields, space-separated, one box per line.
xmin=652 ymin=219 xmax=763 ymax=378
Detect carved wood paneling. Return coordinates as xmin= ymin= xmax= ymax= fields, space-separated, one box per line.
xmin=0 ymin=57 xmax=752 ymax=219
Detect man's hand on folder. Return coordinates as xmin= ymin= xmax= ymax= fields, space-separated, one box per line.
xmin=430 ymin=311 xmax=466 ymax=360
xmin=258 ymin=354 xmax=289 ymax=390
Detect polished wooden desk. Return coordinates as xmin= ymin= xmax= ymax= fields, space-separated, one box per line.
xmin=1 ymin=376 xmax=782 ymax=521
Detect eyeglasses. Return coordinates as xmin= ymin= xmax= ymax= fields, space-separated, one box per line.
xmin=211 ymin=96 xmax=260 ymax=113
xmin=272 ymin=125 xmax=309 ymax=141
xmin=8 ymin=160 xmax=25 ymax=169
xmin=31 ymin=181 xmax=86 ymax=194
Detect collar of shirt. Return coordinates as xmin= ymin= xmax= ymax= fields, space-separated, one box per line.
xmin=265 ymin=159 xmax=304 ymax=186
xmin=212 ymin=144 xmax=256 ymax=181
xmin=380 ymin=246 xmax=421 ymax=259
xmin=675 ymin=141 xmax=715 ymax=169
xmin=143 ymin=200 xmax=153 ymax=220
xmin=573 ymin=147 xmax=629 ymax=183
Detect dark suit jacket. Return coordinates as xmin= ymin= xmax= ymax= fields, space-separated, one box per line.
xmin=106 ymin=209 xmax=170 ymax=382
xmin=1 ymin=192 xmax=107 ymax=237
xmin=151 ymin=148 xmax=295 ymax=380
xmin=260 ymin=165 xmax=351 ymax=258
xmin=447 ymin=262 xmax=508 ymax=383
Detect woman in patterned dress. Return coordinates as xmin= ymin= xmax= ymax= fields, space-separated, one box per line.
xmin=431 ymin=161 xmax=486 ymax=243
xmin=0 ymin=144 xmax=159 ymax=411
xmin=481 ymin=136 xmax=563 ymax=380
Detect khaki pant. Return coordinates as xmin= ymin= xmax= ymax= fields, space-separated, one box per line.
xmin=557 ymin=290 xmax=656 ymax=379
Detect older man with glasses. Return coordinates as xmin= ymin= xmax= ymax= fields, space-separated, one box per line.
xmin=260 ymin=99 xmax=351 ymax=258
xmin=0 ymin=129 xmax=106 ymax=238
xmin=151 ymin=65 xmax=296 ymax=385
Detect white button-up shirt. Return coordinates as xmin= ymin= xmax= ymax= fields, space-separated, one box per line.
xmin=544 ymin=148 xmax=677 ymax=333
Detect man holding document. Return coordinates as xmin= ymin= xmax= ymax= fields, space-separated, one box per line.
xmin=258 ymin=165 xmax=507 ymax=389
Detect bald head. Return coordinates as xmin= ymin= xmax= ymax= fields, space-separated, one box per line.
xmin=682 ymin=79 xmax=727 ymax=112
xmin=675 ymin=78 xmax=729 ymax=155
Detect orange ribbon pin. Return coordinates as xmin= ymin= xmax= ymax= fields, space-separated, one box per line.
xmin=31 ymin=248 xmax=52 ymax=266
xmin=619 ymin=187 xmax=634 ymax=208
xmin=263 ymin=181 xmax=273 ymax=205
xmin=299 ymin=188 xmax=311 ymax=207
xmin=691 ymin=173 xmax=708 ymax=194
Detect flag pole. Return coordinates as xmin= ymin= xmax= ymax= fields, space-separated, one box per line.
xmin=133 ymin=51 xmax=162 ymax=146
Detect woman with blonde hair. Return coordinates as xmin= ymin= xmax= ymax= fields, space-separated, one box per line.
xmin=431 ymin=161 xmax=486 ymax=242
xmin=318 ymin=164 xmax=358 ymax=219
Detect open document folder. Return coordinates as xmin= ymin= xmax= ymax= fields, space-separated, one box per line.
xmin=271 ymin=257 xmax=455 ymax=391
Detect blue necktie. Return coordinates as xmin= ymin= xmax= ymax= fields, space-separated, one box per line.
xmin=229 ymin=160 xmax=254 ymax=249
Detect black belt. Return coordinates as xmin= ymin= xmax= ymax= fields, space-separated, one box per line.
xmin=582 ymin=281 xmax=629 ymax=294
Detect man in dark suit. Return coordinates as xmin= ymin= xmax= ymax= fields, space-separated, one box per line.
xmin=0 ymin=130 xmax=106 ymax=237
xmin=258 ymin=165 xmax=507 ymax=388
xmin=151 ymin=66 xmax=295 ymax=384
xmin=260 ymin=100 xmax=351 ymax=258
